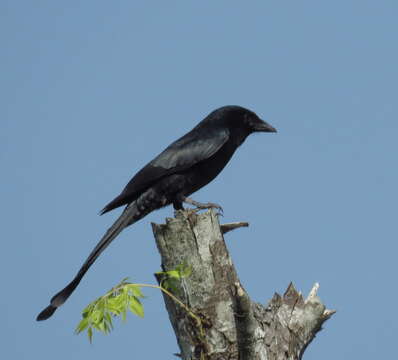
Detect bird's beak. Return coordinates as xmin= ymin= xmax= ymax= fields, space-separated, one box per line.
xmin=254 ymin=119 xmax=277 ymax=133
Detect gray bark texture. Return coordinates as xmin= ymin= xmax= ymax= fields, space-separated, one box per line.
xmin=152 ymin=210 xmax=335 ymax=360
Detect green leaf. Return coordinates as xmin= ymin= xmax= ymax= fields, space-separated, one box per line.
xmin=75 ymin=316 xmax=89 ymax=334
xmin=129 ymin=297 xmax=144 ymax=318
xmin=128 ymin=284 xmax=145 ymax=298
xmin=91 ymin=310 xmax=103 ymax=324
xmin=76 ymin=278 xmax=150 ymax=342
xmin=87 ymin=327 xmax=93 ymax=343
xmin=97 ymin=321 xmax=106 ymax=333
xmin=157 ymin=262 xmax=193 ymax=280
xmin=165 ymin=270 xmax=180 ymax=279
xmin=121 ymin=306 xmax=127 ymax=322
xmin=162 ymin=278 xmax=180 ymax=293
xmin=104 ymin=312 xmax=113 ymax=330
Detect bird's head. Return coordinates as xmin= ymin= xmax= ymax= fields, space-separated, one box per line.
xmin=211 ymin=105 xmax=277 ymax=134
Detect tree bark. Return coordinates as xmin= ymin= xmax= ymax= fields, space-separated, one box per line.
xmin=152 ymin=210 xmax=335 ymax=360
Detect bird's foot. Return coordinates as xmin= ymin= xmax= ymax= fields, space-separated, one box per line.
xmin=195 ymin=201 xmax=223 ymax=214
xmin=183 ymin=197 xmax=223 ymax=215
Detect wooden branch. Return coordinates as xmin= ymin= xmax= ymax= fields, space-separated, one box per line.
xmin=220 ymin=221 xmax=249 ymax=234
xmin=151 ymin=210 xmax=334 ymax=360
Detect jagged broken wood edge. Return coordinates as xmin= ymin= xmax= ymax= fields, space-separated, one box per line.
xmin=255 ymin=282 xmax=336 ymax=359
xmin=151 ymin=209 xmax=335 ymax=360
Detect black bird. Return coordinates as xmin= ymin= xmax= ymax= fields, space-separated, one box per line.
xmin=37 ymin=105 xmax=276 ymax=321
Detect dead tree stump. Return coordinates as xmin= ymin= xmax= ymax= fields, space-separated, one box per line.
xmin=152 ymin=210 xmax=334 ymax=360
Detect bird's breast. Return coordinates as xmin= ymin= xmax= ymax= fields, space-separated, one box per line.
xmin=182 ymin=140 xmax=238 ymax=196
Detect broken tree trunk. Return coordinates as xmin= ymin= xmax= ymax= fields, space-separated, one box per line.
xmin=152 ymin=210 xmax=335 ymax=360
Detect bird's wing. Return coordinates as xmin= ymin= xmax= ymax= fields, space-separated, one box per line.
xmin=125 ymin=126 xmax=229 ymax=194
xmin=101 ymin=127 xmax=229 ymax=213
xmin=152 ymin=126 xmax=229 ymax=168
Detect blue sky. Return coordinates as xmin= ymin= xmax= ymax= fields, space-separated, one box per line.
xmin=2 ymin=1 xmax=397 ymax=359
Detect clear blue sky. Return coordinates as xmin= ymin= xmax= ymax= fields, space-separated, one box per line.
xmin=2 ymin=1 xmax=397 ymax=359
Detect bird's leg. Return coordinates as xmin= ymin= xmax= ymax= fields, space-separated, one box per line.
xmin=182 ymin=196 xmax=223 ymax=214
xmin=173 ymin=201 xmax=184 ymax=211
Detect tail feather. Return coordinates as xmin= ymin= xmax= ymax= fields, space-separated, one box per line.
xmin=37 ymin=201 xmax=143 ymax=321
xmin=100 ymin=193 xmax=137 ymax=215
xmin=36 ymin=304 xmax=57 ymax=321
